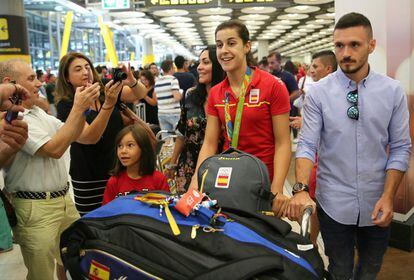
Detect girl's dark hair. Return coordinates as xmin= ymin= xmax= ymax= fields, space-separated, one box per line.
xmin=55 ymin=52 xmax=104 ymax=104
xmin=215 ymin=20 xmax=255 ymax=67
xmin=191 ymin=45 xmax=225 ymax=107
xmin=110 ymin=123 xmax=156 ymax=177
xmin=139 ymin=70 xmax=155 ymax=87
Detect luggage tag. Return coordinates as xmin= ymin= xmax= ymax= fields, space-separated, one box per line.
xmin=135 ymin=193 xmax=181 ymax=236
xmin=174 ymin=189 xmax=203 ymax=217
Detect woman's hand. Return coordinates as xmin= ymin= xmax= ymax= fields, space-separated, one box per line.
xmin=103 ymin=80 xmax=123 ymax=109
xmin=73 ymin=83 xmax=100 ymax=112
xmin=272 ymin=193 xmax=290 ymax=218
xmin=118 ymin=63 xmax=136 ymax=88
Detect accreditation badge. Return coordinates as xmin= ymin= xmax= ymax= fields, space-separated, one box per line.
xmin=249 ymin=89 xmax=260 ymax=104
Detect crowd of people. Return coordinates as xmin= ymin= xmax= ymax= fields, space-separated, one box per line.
xmin=0 ymin=12 xmax=411 ymax=280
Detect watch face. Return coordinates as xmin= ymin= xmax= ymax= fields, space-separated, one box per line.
xmin=293 ymin=183 xmax=304 ymax=192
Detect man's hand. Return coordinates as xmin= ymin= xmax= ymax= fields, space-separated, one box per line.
xmin=272 ymin=193 xmax=290 ymax=218
xmin=0 ymin=113 xmax=28 ymax=152
xmin=289 ymin=116 xmax=302 ymax=130
xmin=284 ymin=191 xmax=316 ymax=221
xmin=0 ymin=83 xmax=29 ymax=111
xmin=73 ymin=83 xmax=100 ymax=112
xmin=372 ymin=195 xmax=394 ymax=227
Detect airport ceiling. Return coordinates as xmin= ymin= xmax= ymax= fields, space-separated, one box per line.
xmin=24 ymin=0 xmax=335 ymax=58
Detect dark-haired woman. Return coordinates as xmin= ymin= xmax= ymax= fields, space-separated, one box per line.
xmin=168 ymin=46 xmax=225 ymax=192
xmin=55 ymin=52 xmax=147 ymax=215
xmin=190 ymin=20 xmax=292 ymax=217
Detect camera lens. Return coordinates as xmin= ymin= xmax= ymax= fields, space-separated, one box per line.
xmin=114 ymin=71 xmax=127 ymax=81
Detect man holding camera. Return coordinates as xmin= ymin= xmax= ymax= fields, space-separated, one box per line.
xmin=0 ymin=59 xmax=100 ymax=280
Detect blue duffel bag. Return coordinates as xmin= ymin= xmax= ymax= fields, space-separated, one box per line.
xmin=60 ymin=194 xmax=324 ymax=280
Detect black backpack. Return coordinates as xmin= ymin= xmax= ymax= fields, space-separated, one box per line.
xmin=197 ymin=148 xmax=274 ymax=212
xmin=60 ymin=194 xmax=325 ymax=280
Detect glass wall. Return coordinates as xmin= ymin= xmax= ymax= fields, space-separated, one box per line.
xmin=25 ymin=10 xmax=136 ymax=72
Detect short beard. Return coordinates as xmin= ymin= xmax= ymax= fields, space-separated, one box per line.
xmin=340 ymin=62 xmax=365 ymax=74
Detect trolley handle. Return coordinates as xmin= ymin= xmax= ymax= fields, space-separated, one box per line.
xmin=156 ymin=130 xmax=178 ymax=141
xmin=300 ymin=206 xmax=313 ymax=238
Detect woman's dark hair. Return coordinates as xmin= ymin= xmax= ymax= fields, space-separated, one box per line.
xmin=215 ymin=20 xmax=255 ymax=67
xmin=284 ymin=60 xmax=298 ymax=75
xmin=139 ymin=70 xmax=155 ymax=87
xmin=191 ymin=45 xmax=225 ymax=107
xmin=55 ymin=52 xmax=103 ymax=104
xmin=110 ymin=123 xmax=156 ymax=177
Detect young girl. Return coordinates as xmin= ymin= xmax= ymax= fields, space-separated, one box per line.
xmin=102 ymin=123 xmax=169 ymax=204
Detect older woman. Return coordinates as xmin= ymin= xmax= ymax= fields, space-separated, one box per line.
xmin=55 ymin=52 xmax=147 ymax=215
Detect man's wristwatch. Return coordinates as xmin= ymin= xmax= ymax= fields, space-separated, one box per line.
xmin=292 ymin=182 xmax=309 ymax=196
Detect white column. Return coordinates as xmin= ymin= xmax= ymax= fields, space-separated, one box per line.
xmin=257 ymin=40 xmax=269 ymax=61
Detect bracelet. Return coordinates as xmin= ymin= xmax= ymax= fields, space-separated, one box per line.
xmin=101 ymin=105 xmax=115 ymax=110
xmin=129 ymin=80 xmax=138 ymax=88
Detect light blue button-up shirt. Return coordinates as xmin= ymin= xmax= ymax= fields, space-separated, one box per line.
xmin=296 ymin=67 xmax=411 ymax=226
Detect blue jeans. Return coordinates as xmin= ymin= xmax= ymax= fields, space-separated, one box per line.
xmin=158 ymin=114 xmax=180 ymax=138
xmin=317 ymin=205 xmax=390 ymax=280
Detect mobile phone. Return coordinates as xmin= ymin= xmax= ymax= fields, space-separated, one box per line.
xmin=5 ymin=81 xmax=22 ymax=123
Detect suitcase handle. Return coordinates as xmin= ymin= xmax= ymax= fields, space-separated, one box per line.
xmin=193 ymin=254 xmax=284 ymax=280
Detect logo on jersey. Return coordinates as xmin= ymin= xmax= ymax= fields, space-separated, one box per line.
xmin=249 ymin=89 xmax=260 ymax=104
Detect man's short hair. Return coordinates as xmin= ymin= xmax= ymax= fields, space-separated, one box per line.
xmin=312 ymin=50 xmax=337 ymax=71
xmin=161 ymin=60 xmax=173 ymax=73
xmin=0 ymin=59 xmax=23 ymax=81
xmin=267 ymin=51 xmax=281 ymax=62
xmin=334 ymin=12 xmax=373 ymax=38
xmin=174 ymin=55 xmax=185 ymax=69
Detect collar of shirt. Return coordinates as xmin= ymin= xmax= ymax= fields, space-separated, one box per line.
xmin=221 ymin=66 xmax=261 ymax=92
xmin=23 ymin=105 xmax=40 ymax=116
xmin=335 ymin=65 xmax=375 ymax=90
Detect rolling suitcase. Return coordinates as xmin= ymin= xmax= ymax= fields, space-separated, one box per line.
xmin=61 ymin=193 xmax=324 ymax=280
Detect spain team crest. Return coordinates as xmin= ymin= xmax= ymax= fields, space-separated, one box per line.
xmin=249 ymin=89 xmax=260 ymax=104
xmin=215 ymin=167 xmax=232 ymax=188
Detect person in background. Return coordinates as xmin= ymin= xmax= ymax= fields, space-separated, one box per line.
xmin=139 ymin=70 xmax=159 ymax=127
xmin=189 ymin=20 xmax=292 ymax=218
xmin=267 ymin=52 xmax=301 ymax=141
xmin=154 ymin=60 xmax=182 ymax=138
xmin=149 ymin=63 xmax=160 ymax=79
xmin=102 ymin=123 xmax=169 ymax=204
xmin=283 ymin=60 xmax=298 ymax=78
xmin=167 ymin=46 xmax=225 ymax=192
xmin=258 ymin=56 xmax=269 ymax=72
xmin=45 ymin=73 xmax=57 ymax=116
xmin=1 ymin=59 xmax=100 ymax=280
xmin=55 ymin=52 xmax=148 ymax=215
xmin=287 ymin=13 xmax=411 ymax=279
xmin=174 ymin=55 xmax=197 ymax=105
xmin=34 ymin=69 xmax=50 ymax=113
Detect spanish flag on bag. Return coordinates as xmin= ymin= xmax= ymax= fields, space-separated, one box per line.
xmin=89 ymin=260 xmax=110 ymax=280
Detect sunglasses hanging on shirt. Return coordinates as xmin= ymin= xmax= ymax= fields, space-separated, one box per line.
xmin=346 ymin=89 xmax=359 ymax=120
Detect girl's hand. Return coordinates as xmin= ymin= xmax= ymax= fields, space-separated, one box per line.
xmin=73 ymin=83 xmax=100 ymax=112
xmin=118 ymin=62 xmax=136 ymax=88
xmin=104 ymin=80 xmax=123 ymax=108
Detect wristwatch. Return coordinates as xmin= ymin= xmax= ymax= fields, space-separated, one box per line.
xmin=292 ymin=182 xmax=309 ymax=196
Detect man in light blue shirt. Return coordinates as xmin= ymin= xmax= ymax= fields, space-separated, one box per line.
xmin=286 ymin=13 xmax=411 ymax=280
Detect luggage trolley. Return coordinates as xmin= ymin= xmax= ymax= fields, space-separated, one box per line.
xmin=155 ymin=130 xmax=179 ymax=193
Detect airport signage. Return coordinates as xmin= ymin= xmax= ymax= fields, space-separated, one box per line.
xmin=102 ymin=0 xmax=131 ymax=10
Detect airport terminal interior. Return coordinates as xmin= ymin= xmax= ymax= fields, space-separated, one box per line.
xmin=0 ymin=0 xmax=414 ymax=279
